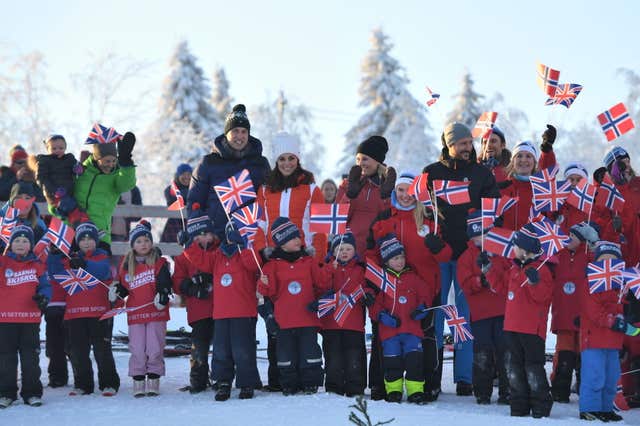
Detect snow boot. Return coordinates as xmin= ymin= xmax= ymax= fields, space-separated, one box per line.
xmin=133 ymin=378 xmax=145 ymax=398
xmin=303 ymin=386 xmax=318 ymax=395
xmin=386 ymin=391 xmax=402 ymax=403
xmin=579 ymin=411 xmax=599 ymax=421
xmin=215 ymin=382 xmax=231 ymax=401
xmin=146 ymin=378 xmax=160 ymax=396
xmin=239 ymin=387 xmax=254 ymax=399
xmin=0 ymin=397 xmax=13 ymax=409
xmin=102 ymin=387 xmax=117 ymax=397
xmin=551 ymin=351 xmax=576 ymax=403
xmin=25 ymin=397 xmax=42 ymax=407
xmin=456 ymin=382 xmax=473 ymax=396
xmin=407 ymin=392 xmax=427 ymax=405
xmin=598 ymin=411 xmax=623 ymax=422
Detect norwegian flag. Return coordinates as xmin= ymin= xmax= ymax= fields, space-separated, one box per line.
xmin=99 ymin=302 xmax=155 ymax=321
xmin=544 ymin=83 xmax=583 ymax=109
xmin=530 ymin=218 xmax=571 ymax=258
xmin=433 ymin=180 xmax=471 ymax=205
xmin=441 ymin=304 xmax=474 ymax=344
xmin=588 ymin=259 xmax=625 ymax=294
xmin=621 ymin=267 xmax=640 ymax=300
xmin=531 ymin=179 xmax=571 ymax=212
xmin=425 ymin=87 xmax=440 ymax=107
xmin=168 ymin=181 xmax=185 ymax=211
xmin=53 ymin=267 xmax=101 ymax=296
xmin=0 ymin=206 xmax=18 ymax=244
xmin=408 ymin=173 xmax=432 ymax=208
xmin=213 ymin=169 xmax=256 ymax=213
xmin=497 ymin=195 xmax=518 ymax=216
xmin=44 ymin=217 xmax=75 ymax=256
xmin=317 ymin=292 xmax=339 ymax=318
xmin=529 ymin=164 xmax=560 ymax=184
xmin=596 ymin=174 xmax=625 ymax=212
xmin=334 ymin=286 xmax=365 ymax=327
xmin=471 ymin=112 xmax=499 ymax=140
xmin=614 ymin=378 xmax=630 ymax=411
xmin=33 ymin=237 xmax=50 ymax=261
xmin=481 ymin=198 xmax=500 ymax=228
xmin=483 ymin=227 xmax=516 ymax=259
xmin=365 ymin=259 xmax=397 ymax=298
xmin=566 ymin=180 xmax=597 ymax=214
xmin=598 ymin=103 xmax=635 ymax=142
xmin=309 ymin=203 xmax=349 ymax=235
xmin=231 ymin=202 xmax=262 ymax=246
xmin=536 ymin=63 xmax=560 ymax=97
xmin=85 ymin=123 xmax=122 ymax=144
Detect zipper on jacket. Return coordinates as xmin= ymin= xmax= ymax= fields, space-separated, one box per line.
xmin=85 ymin=173 xmax=99 ymax=211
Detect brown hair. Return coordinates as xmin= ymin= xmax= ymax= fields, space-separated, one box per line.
xmin=266 ymin=163 xmax=315 ymax=193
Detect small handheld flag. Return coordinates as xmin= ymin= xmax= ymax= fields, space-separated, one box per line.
xmin=598 ymin=103 xmax=635 ymax=142
xmin=309 ymin=204 xmax=349 ymax=235
xmin=85 ymin=123 xmax=122 ymax=144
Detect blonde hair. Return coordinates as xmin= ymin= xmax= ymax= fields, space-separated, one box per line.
xmin=122 ymin=246 xmax=160 ymax=278
xmin=505 ymin=153 xmax=539 ymax=178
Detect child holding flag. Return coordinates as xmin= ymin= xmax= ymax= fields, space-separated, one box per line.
xmin=368 ymin=234 xmax=435 ymax=404
xmin=0 ymin=225 xmax=50 ymax=408
xmin=258 ymin=217 xmax=330 ymax=396
xmin=48 ymin=221 xmax=119 ymax=396
xmin=109 ymin=220 xmax=172 ymax=397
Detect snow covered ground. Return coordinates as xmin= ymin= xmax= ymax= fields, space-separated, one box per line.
xmin=3 ymin=308 xmax=636 ymax=425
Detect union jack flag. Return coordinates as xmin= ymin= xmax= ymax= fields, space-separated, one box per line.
xmin=472 ymin=112 xmax=499 ymax=140
xmin=168 ymin=181 xmax=185 ymax=211
xmin=334 ymin=286 xmax=365 ymax=327
xmin=598 ymin=103 xmax=635 ymax=142
xmin=213 ymin=169 xmax=256 ymax=213
xmin=588 ymin=259 xmax=625 ymax=294
xmin=317 ymin=292 xmax=339 ymax=318
xmin=440 ymin=304 xmax=474 ymax=344
xmin=530 ymin=218 xmax=571 ymax=258
xmin=0 ymin=206 xmax=18 ymax=244
xmin=85 ymin=123 xmax=122 ymax=144
xmin=309 ymin=203 xmax=348 ymax=234
xmin=483 ymin=227 xmax=516 ymax=259
xmin=53 ymin=267 xmax=101 ymax=296
xmin=596 ymin=174 xmax=625 ymax=212
xmin=433 ymin=180 xmax=470 ymax=205
xmin=566 ymin=179 xmax=596 ymax=214
xmin=544 ymin=83 xmax=582 ymax=108
xmin=531 ymin=179 xmax=571 ymax=212
xmin=536 ymin=63 xmax=560 ymax=97
xmin=365 ymin=259 xmax=396 ymax=298
xmin=621 ymin=267 xmax=640 ymax=300
xmin=529 ymin=206 xmax=546 ymax=223
xmin=425 ymin=87 xmax=440 ymax=107
xmin=44 ymin=217 xmax=75 ymax=256
xmin=407 ymin=173 xmax=432 ymax=208
xmin=529 ymin=164 xmax=560 ymax=184
xmin=231 ymin=202 xmax=263 ymax=247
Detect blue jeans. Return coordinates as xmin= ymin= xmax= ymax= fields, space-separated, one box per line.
xmin=435 ymin=261 xmax=472 ymax=384
xmin=579 ymin=348 xmax=620 ymax=413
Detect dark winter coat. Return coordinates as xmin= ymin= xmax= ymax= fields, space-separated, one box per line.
xmin=0 ymin=166 xmax=17 ymax=201
xmin=187 ymin=134 xmax=271 ymax=240
xmin=35 ymin=153 xmax=78 ymax=206
xmin=161 ymin=179 xmax=188 ymax=243
xmin=423 ymin=156 xmax=500 ymax=259
xmin=550 ymin=245 xmax=590 ymax=334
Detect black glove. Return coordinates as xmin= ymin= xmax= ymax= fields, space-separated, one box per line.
xmin=363 ymin=292 xmax=376 ymax=307
xmin=32 ymin=294 xmax=49 ymax=313
xmin=226 ymin=228 xmax=245 ymax=247
xmin=156 ymin=288 xmax=170 ymax=306
xmin=493 ymin=216 xmax=504 ymax=228
xmin=480 ymin=273 xmax=490 ymax=288
xmin=179 ymin=278 xmax=197 ymax=297
xmin=613 ymin=216 xmax=623 ymax=233
xmin=69 ymin=255 xmax=86 ymax=270
xmin=611 ymin=315 xmax=627 ymax=333
xmin=476 ymin=251 xmax=490 ymax=268
xmin=306 ymin=300 xmax=320 ymax=313
xmin=114 ymin=282 xmax=129 ymax=299
xmin=177 ymin=230 xmax=190 ymax=247
xmin=379 ymin=167 xmax=397 ymax=200
xmin=593 ymin=167 xmax=607 ymax=185
xmin=56 ymin=195 xmax=77 ymax=217
xmin=346 ymin=165 xmax=365 ymax=199
xmin=117 ymin=132 xmax=136 ymax=167
xmin=257 ymin=300 xmax=279 ymax=337
xmin=540 ymin=124 xmax=556 ymax=153
xmin=525 ymin=267 xmax=540 ymax=285
xmin=424 ymin=233 xmax=445 ymax=254
xmin=192 ymin=273 xmax=212 ymax=299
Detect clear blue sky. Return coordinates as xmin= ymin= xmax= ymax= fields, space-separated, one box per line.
xmin=2 ymin=0 xmax=639 ymax=169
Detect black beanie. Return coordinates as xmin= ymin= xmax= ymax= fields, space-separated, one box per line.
xmin=224 ymin=104 xmax=251 ymax=135
xmin=357 ymin=136 xmax=388 ymax=164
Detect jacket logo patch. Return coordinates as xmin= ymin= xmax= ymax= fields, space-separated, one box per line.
xmin=398 ymin=296 xmax=407 ymax=304
xmin=563 ymin=282 xmax=576 ymax=295
xmin=5 ymin=268 xmax=37 ymax=286
xmin=288 ymin=281 xmax=301 ymax=295
xmin=508 ymin=291 xmax=514 ymax=301
xmin=220 ymin=273 xmax=233 ymax=287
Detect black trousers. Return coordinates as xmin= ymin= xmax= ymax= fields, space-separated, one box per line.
xmin=369 ymin=321 xmax=385 ymax=393
xmin=471 ymin=316 xmax=508 ymax=400
xmin=422 ymin=298 xmax=442 ymax=394
xmin=66 ymin=317 xmax=120 ymax=393
xmin=45 ymin=306 xmax=70 ymax=386
xmin=277 ymin=327 xmax=323 ymax=390
xmin=267 ymin=334 xmax=279 ymax=388
xmin=504 ymin=331 xmax=553 ymax=417
xmin=189 ymin=318 xmax=214 ymax=390
xmin=321 ymin=329 xmax=366 ymax=395
xmin=212 ymin=317 xmax=261 ymax=388
xmin=0 ymin=323 xmax=42 ymax=402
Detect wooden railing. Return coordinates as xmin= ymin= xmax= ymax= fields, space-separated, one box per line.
xmin=36 ymin=203 xmax=185 ymax=256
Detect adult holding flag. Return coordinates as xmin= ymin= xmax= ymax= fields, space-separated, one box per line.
xmin=422 ymin=122 xmax=499 ymax=398
xmin=74 ymin=130 xmax=137 ymax=251
xmin=188 ymin=104 xmax=270 ymax=240
xmin=161 ymin=163 xmax=192 ymax=243
xmin=256 ymin=131 xmax=326 ymax=264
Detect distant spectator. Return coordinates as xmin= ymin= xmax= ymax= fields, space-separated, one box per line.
xmin=320 ymin=179 xmax=337 ymax=204
xmin=16 ymin=159 xmax=46 ymax=203
xmin=161 ymin=163 xmax=192 ymax=243
xmin=0 ymin=146 xmax=29 ymax=201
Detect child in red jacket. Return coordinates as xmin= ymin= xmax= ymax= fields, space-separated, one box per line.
xmin=172 ymin=212 xmax=218 ymax=394
xmin=257 ymin=217 xmax=330 ymax=395
xmin=457 ymin=212 xmax=510 ymax=405
xmin=369 ymin=234 xmax=435 ymax=404
xmin=109 ymin=221 xmax=173 ymax=397
xmin=184 ymin=221 xmax=262 ymax=401
xmin=317 ymin=232 xmax=366 ymax=397
xmin=0 ymin=225 xmax=50 ymax=408
xmin=49 ymin=221 xmax=119 ymax=396
xmin=503 ymin=223 xmax=553 ymax=418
